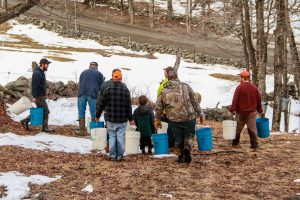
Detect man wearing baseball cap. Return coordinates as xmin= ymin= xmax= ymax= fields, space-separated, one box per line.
xmin=230 ymin=70 xmax=263 ymax=150
xmin=77 ymin=61 xmax=104 ymax=136
xmin=20 ymin=58 xmax=54 ymax=133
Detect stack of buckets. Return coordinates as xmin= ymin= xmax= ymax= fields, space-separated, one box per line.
xmin=90 ymin=121 xmax=107 ymax=150
xmin=125 ymin=126 xmax=141 ymax=154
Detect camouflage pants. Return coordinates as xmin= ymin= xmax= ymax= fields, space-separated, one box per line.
xmin=169 ymin=119 xmax=196 ymax=153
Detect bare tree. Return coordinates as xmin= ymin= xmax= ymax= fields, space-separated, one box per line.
xmin=243 ymin=0 xmax=258 ymax=86
xmin=1 ymin=0 xmax=7 ymax=11
xmin=256 ymin=0 xmax=267 ymax=101
xmin=186 ymin=0 xmax=192 ymax=33
xmin=285 ymin=0 xmax=300 ymax=98
xmin=167 ymin=0 xmax=173 ymax=20
xmin=272 ymin=0 xmax=286 ymax=131
xmin=149 ymin=0 xmax=154 ymax=28
xmin=0 ymin=0 xmax=40 ymax=25
xmin=239 ymin=2 xmax=250 ymax=71
xmin=128 ymin=0 xmax=134 ymax=24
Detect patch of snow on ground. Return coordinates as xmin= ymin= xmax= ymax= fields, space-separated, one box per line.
xmin=0 ymin=133 xmax=92 ymax=154
xmin=294 ymin=179 xmax=300 ymax=183
xmin=153 ymin=154 xmax=177 ymax=158
xmin=81 ymin=185 xmax=94 ymax=193
xmin=0 ymin=171 xmax=61 ymax=200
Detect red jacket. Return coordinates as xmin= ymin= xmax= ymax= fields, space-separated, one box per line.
xmin=230 ymin=82 xmax=263 ymax=114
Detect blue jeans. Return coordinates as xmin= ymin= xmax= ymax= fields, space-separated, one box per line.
xmin=78 ymin=95 xmax=96 ymax=119
xmin=106 ymin=121 xmax=127 ymax=159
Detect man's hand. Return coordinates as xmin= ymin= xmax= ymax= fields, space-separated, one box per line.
xmin=200 ymin=112 xmax=205 ymax=124
xmin=129 ymin=120 xmax=135 ymax=126
xmin=154 ymin=119 xmax=162 ymax=129
xmin=95 ymin=118 xmax=100 ymax=122
xmin=32 ymin=98 xmax=37 ymax=103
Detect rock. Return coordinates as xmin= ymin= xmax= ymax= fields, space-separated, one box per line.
xmin=203 ymin=107 xmax=234 ymax=122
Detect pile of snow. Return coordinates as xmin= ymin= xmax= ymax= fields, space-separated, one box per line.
xmin=0 ymin=133 xmax=92 ymax=154
xmin=81 ymin=185 xmax=94 ymax=193
xmin=0 ymin=171 xmax=60 ymax=200
xmin=294 ymin=179 xmax=300 ymax=183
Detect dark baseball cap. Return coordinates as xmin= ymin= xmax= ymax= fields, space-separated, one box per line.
xmin=40 ymin=58 xmax=51 ymax=65
xmin=90 ymin=62 xmax=98 ymax=67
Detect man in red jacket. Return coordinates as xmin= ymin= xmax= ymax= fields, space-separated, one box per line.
xmin=230 ymin=70 xmax=263 ymax=149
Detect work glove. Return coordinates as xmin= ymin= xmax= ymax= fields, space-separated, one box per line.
xmin=154 ymin=119 xmax=162 ymax=129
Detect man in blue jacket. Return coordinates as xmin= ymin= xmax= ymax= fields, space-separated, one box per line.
xmin=20 ymin=58 xmax=54 ymax=133
xmin=77 ymin=62 xmax=104 ymax=136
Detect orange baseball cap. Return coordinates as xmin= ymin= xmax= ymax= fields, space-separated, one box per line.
xmin=239 ymin=70 xmax=250 ymax=77
xmin=112 ymin=70 xmax=122 ymax=80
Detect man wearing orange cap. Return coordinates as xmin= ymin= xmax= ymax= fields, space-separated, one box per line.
xmin=230 ymin=70 xmax=263 ymax=150
xmin=96 ymin=69 xmax=134 ymax=161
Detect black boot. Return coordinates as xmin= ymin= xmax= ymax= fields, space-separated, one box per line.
xmin=141 ymin=148 xmax=146 ymax=155
xmin=20 ymin=117 xmax=30 ymax=131
xmin=42 ymin=118 xmax=54 ymax=133
xmin=184 ymin=149 xmax=192 ymax=163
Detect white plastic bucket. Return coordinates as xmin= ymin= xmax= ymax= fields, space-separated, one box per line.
xmin=10 ymin=96 xmax=33 ymax=115
xmin=86 ymin=117 xmax=91 ymax=134
xmin=157 ymin=122 xmax=168 ymax=134
xmin=91 ymin=128 xmax=107 ymax=150
xmin=125 ymin=126 xmax=140 ymax=154
xmin=222 ymin=120 xmax=237 ymax=140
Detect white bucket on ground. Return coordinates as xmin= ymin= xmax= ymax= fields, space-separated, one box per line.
xmin=10 ymin=96 xmax=33 ymax=115
xmin=86 ymin=117 xmax=91 ymax=133
xmin=222 ymin=120 xmax=237 ymax=140
xmin=125 ymin=126 xmax=140 ymax=154
xmin=91 ymin=128 xmax=107 ymax=150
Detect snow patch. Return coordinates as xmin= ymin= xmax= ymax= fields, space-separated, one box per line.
xmin=294 ymin=179 xmax=300 ymax=183
xmin=0 ymin=171 xmax=60 ymax=200
xmin=152 ymin=154 xmax=177 ymax=158
xmin=81 ymin=185 xmax=94 ymax=193
xmin=0 ymin=133 xmax=92 ymax=154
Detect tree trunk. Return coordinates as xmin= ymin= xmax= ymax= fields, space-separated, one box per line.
xmin=244 ymin=0 xmax=258 ymax=85
xmin=272 ymin=0 xmax=286 ymax=131
xmin=0 ymin=0 xmax=40 ymax=25
xmin=128 ymin=0 xmax=134 ymax=24
xmin=64 ymin=0 xmax=69 ymax=29
xmin=186 ymin=0 xmax=192 ymax=33
xmin=285 ymin=0 xmax=300 ymax=98
xmin=149 ymin=0 xmax=154 ymax=28
xmin=120 ymin=0 xmax=124 ymax=12
xmin=1 ymin=0 xmax=7 ymax=11
xmin=167 ymin=0 xmax=173 ymax=20
xmin=283 ymin=34 xmax=289 ymax=132
xmin=256 ymin=0 xmax=267 ymax=101
xmin=240 ymin=2 xmax=250 ymax=71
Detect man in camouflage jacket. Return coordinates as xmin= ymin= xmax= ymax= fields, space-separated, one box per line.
xmin=155 ymin=67 xmax=202 ymax=163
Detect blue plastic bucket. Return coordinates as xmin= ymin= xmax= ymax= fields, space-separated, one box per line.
xmin=256 ymin=118 xmax=270 ymax=138
xmin=30 ymin=108 xmax=43 ymax=126
xmin=152 ymin=134 xmax=169 ymax=155
xmin=90 ymin=121 xmax=105 ymax=140
xmin=196 ymin=127 xmax=213 ymax=151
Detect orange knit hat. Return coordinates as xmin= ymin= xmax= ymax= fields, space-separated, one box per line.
xmin=112 ymin=70 xmax=122 ymax=80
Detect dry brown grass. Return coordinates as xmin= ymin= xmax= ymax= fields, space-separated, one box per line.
xmin=210 ymin=73 xmax=239 ymax=82
xmin=121 ymin=67 xmax=132 ymax=71
xmin=0 ymin=100 xmax=300 ymax=199
xmin=0 ymin=23 xmax=12 ymax=33
xmin=0 ymin=186 xmax=7 ymax=198
xmin=46 ymin=55 xmax=77 ymax=62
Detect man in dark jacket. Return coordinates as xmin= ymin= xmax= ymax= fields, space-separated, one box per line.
xmin=20 ymin=58 xmax=54 ymax=133
xmin=77 ymin=62 xmax=104 ymax=136
xmin=230 ymin=70 xmax=263 ymax=150
xmin=133 ymin=95 xmax=156 ymax=155
xmin=96 ymin=70 xmax=134 ymax=161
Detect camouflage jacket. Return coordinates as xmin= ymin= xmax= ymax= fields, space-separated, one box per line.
xmin=156 ymin=79 xmax=201 ymax=122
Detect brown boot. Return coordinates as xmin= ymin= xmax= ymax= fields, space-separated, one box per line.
xmin=76 ymin=118 xmax=86 ymax=136
xmin=42 ymin=118 xmax=54 ymax=134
